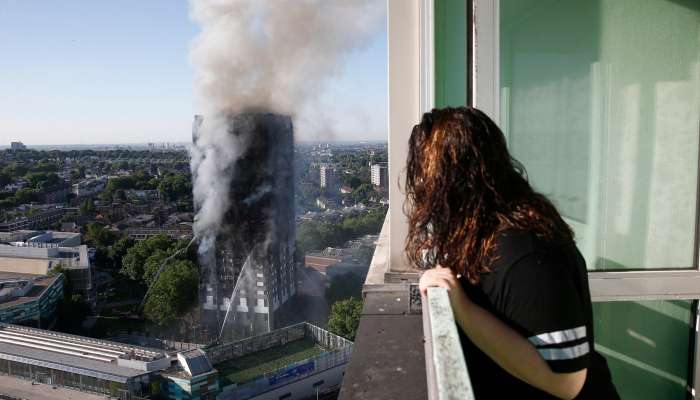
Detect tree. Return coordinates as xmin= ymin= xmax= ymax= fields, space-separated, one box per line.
xmin=158 ymin=173 xmax=192 ymax=202
xmin=108 ymin=236 xmax=135 ymax=269
xmin=143 ymin=259 xmax=199 ymax=326
xmin=327 ymin=298 xmax=363 ymax=341
xmin=80 ymin=199 xmax=95 ymax=215
xmin=352 ymin=183 xmax=375 ymax=204
xmin=14 ymin=188 xmax=39 ymax=204
xmin=120 ymin=234 xmax=171 ymax=281
xmin=341 ymin=175 xmax=362 ymax=189
xmin=85 ymin=223 xmax=117 ymax=248
xmin=0 ymin=172 xmax=12 ymax=187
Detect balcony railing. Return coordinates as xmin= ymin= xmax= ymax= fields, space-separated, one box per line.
xmin=422 ymin=287 xmax=474 ymax=400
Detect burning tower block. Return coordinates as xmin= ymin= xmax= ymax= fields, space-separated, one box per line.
xmin=193 ymin=112 xmax=296 ymax=342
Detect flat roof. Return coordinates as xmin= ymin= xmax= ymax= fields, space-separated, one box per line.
xmin=0 ymin=324 xmax=167 ymax=383
xmin=0 ymin=273 xmax=58 ymax=310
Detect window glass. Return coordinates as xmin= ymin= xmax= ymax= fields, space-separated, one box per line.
xmin=435 ymin=0 xmax=468 ymax=108
xmin=500 ymin=0 xmax=700 ymax=270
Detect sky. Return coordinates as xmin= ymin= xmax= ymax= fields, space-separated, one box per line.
xmin=0 ymin=1 xmax=387 ymax=145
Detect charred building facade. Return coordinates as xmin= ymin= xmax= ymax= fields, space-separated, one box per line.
xmin=193 ymin=113 xmax=296 ymax=342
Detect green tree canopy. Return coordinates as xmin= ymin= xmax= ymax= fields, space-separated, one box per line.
xmin=120 ymin=234 xmax=172 ymax=281
xmin=143 ymin=259 xmax=198 ymax=326
xmin=85 ymin=223 xmax=117 ymax=248
xmin=327 ymin=298 xmax=363 ymax=341
xmin=158 ymin=173 xmax=192 ymax=202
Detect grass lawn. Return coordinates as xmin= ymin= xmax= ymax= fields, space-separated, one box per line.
xmin=216 ymin=338 xmax=326 ymax=386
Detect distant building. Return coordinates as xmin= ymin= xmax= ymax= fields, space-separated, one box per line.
xmin=0 ymin=207 xmax=69 ymax=232
xmin=72 ymin=177 xmax=106 ymax=198
xmin=0 ymin=323 xmax=169 ymax=398
xmin=370 ymin=162 xmax=388 ymax=189
xmin=0 ymin=231 xmax=92 ymax=300
xmin=9 ymin=141 xmax=26 ymax=150
xmin=193 ymin=113 xmax=296 ymax=342
xmin=319 ymin=164 xmax=336 ymax=189
xmin=0 ymin=272 xmax=64 ymax=327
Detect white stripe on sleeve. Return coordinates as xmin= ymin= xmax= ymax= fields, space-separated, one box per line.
xmin=537 ymin=342 xmax=590 ymax=361
xmin=528 ymin=325 xmax=587 ymax=347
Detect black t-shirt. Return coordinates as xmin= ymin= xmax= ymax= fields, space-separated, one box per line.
xmin=458 ymin=230 xmax=620 ymax=399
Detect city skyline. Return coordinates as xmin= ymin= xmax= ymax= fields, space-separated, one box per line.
xmin=0 ymin=1 xmax=388 ymax=146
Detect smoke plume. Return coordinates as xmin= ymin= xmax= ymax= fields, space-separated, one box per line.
xmin=189 ymin=0 xmax=384 ymax=250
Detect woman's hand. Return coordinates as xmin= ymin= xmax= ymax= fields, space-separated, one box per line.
xmin=419 ymin=265 xmax=471 ymax=312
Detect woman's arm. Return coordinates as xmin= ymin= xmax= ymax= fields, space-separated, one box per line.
xmin=420 ymin=266 xmax=586 ymax=400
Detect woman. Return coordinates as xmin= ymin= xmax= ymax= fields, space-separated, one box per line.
xmin=409 ymin=107 xmax=619 ymax=399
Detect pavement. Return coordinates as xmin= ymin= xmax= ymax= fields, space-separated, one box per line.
xmin=0 ymin=375 xmax=107 ymax=400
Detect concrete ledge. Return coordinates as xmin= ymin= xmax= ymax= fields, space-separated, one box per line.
xmin=339 ymin=290 xmax=427 ymax=400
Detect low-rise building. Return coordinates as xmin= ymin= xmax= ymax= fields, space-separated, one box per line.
xmin=72 ymin=178 xmax=107 ymax=198
xmin=0 ymin=272 xmax=64 ymax=327
xmin=0 ymin=231 xmax=92 ymax=299
xmin=0 ymin=207 xmax=69 ymax=232
xmin=0 ymin=323 xmax=169 ymax=398
xmin=161 ymin=349 xmax=219 ymax=400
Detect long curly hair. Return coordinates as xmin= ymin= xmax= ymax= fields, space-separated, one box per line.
xmin=405 ymin=107 xmax=573 ymax=284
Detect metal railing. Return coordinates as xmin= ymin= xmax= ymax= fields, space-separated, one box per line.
xmin=422 ymin=287 xmax=475 ymax=400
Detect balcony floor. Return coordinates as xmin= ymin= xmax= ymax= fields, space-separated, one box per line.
xmin=339 ymin=289 xmax=427 ymax=400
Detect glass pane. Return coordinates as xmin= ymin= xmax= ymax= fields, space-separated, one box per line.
xmin=500 ymin=0 xmax=700 ymax=270
xmin=435 ymin=0 xmax=468 ymax=108
xmin=593 ymin=300 xmax=693 ymax=399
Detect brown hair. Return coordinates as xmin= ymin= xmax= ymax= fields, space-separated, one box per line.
xmin=404 ymin=107 xmax=573 ymax=283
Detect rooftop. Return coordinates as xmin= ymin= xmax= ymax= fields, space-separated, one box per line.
xmin=0 ymin=323 xmax=168 ymax=382
xmin=0 ymin=272 xmax=59 ymax=309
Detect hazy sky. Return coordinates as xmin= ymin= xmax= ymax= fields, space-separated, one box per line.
xmin=0 ymin=1 xmax=387 ymax=145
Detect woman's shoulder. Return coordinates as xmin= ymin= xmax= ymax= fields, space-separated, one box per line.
xmin=490 ymin=228 xmax=575 ymax=273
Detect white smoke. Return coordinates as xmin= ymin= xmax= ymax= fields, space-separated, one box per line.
xmin=189 ymin=0 xmax=384 ymax=251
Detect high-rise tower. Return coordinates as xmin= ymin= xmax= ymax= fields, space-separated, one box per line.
xmin=193 ymin=112 xmax=296 ymax=342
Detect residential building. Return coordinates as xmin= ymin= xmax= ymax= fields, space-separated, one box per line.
xmin=72 ymin=178 xmax=107 ymax=198
xmin=0 ymin=206 xmax=70 ymax=232
xmin=10 ymin=142 xmax=26 ymax=150
xmin=319 ymin=164 xmax=336 ymax=190
xmin=370 ymin=162 xmax=388 ymax=188
xmin=193 ymin=113 xmax=296 ymax=342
